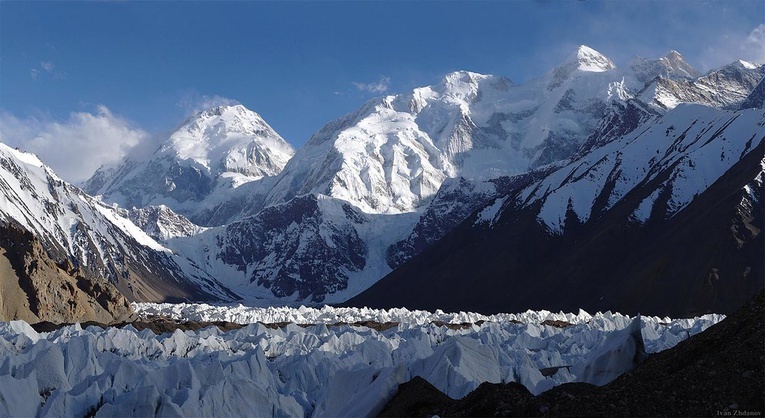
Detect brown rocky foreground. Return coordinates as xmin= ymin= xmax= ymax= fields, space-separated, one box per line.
xmin=0 ymin=221 xmax=135 ymax=324
xmin=380 ymin=290 xmax=765 ymax=417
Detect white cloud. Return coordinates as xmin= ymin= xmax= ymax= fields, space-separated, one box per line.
xmin=29 ymin=61 xmax=66 ymax=81
xmin=353 ymin=76 xmax=391 ymax=94
xmin=176 ymin=93 xmax=240 ymax=115
xmin=743 ymin=24 xmax=765 ymax=64
xmin=0 ymin=106 xmax=147 ymax=183
xmin=699 ymin=24 xmax=765 ymax=71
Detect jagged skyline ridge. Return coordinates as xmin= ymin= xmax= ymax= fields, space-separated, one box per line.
xmin=1 ymin=1 xmax=763 ymax=175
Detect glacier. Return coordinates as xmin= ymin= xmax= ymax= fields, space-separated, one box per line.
xmin=0 ymin=304 xmax=722 ymax=417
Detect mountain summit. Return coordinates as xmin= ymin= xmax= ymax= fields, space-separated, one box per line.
xmin=631 ymin=50 xmax=701 ymax=82
xmin=85 ymin=104 xmax=294 ymax=216
xmin=564 ymin=45 xmax=617 ymax=73
xmin=162 ymin=104 xmax=294 ymax=180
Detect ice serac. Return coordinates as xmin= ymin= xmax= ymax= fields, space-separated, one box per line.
xmin=0 ymin=142 xmax=237 ymax=307
xmin=0 ymin=303 xmax=725 ymax=418
xmin=576 ymin=315 xmax=647 ymax=386
xmin=84 ymin=104 xmax=294 ymax=224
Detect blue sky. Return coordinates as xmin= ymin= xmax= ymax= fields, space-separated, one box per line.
xmin=1 ymin=1 xmax=763 ymax=182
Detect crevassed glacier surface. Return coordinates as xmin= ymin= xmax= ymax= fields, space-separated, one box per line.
xmin=0 ymin=305 xmax=722 ymax=417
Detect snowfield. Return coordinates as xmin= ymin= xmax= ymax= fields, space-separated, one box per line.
xmin=0 ymin=304 xmax=722 ymax=417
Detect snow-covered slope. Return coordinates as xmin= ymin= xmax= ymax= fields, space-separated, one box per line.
xmin=638 ymin=60 xmax=764 ymax=110
xmin=349 ymin=104 xmax=764 ymax=316
xmin=85 ymin=105 xmax=294 ymax=221
xmin=516 ymin=105 xmax=764 ymax=233
xmin=167 ymin=194 xmax=419 ymax=303
xmin=631 ymin=50 xmax=702 ymax=82
xmin=253 ymin=46 xmax=635 ymax=216
xmin=0 ymin=143 xmax=236 ymax=303
xmin=0 ymin=305 xmax=721 ymax=417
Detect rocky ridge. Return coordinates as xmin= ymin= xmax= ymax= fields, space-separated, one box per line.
xmin=0 ymin=220 xmax=135 ymax=324
xmin=0 ymin=143 xmax=238 ymax=308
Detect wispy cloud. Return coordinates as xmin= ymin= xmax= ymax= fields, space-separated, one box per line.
xmin=699 ymin=24 xmax=765 ymax=71
xmin=176 ymin=93 xmax=240 ymax=115
xmin=353 ymin=76 xmax=391 ymax=94
xmin=29 ymin=60 xmax=67 ymax=81
xmin=743 ymin=24 xmax=765 ymax=63
xmin=0 ymin=106 xmax=147 ymax=183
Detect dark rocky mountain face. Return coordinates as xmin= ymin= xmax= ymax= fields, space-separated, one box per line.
xmin=213 ymin=195 xmax=368 ymax=301
xmin=348 ymin=123 xmax=764 ymax=317
xmin=740 ymin=77 xmax=765 ymax=110
xmin=386 ymin=170 xmax=561 ymax=271
xmin=125 ymin=205 xmax=202 ymax=241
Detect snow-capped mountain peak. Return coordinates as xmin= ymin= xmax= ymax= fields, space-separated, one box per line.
xmin=631 ymin=50 xmax=701 ymax=82
xmin=546 ymin=45 xmax=617 ymax=90
xmin=733 ymin=60 xmax=760 ymax=70
xmin=658 ymin=50 xmax=701 ymax=78
xmin=565 ymin=45 xmax=617 ymax=73
xmin=85 ymin=103 xmax=295 ymax=217
xmin=161 ymin=104 xmax=294 ymax=178
xmin=434 ymin=70 xmax=494 ymax=101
